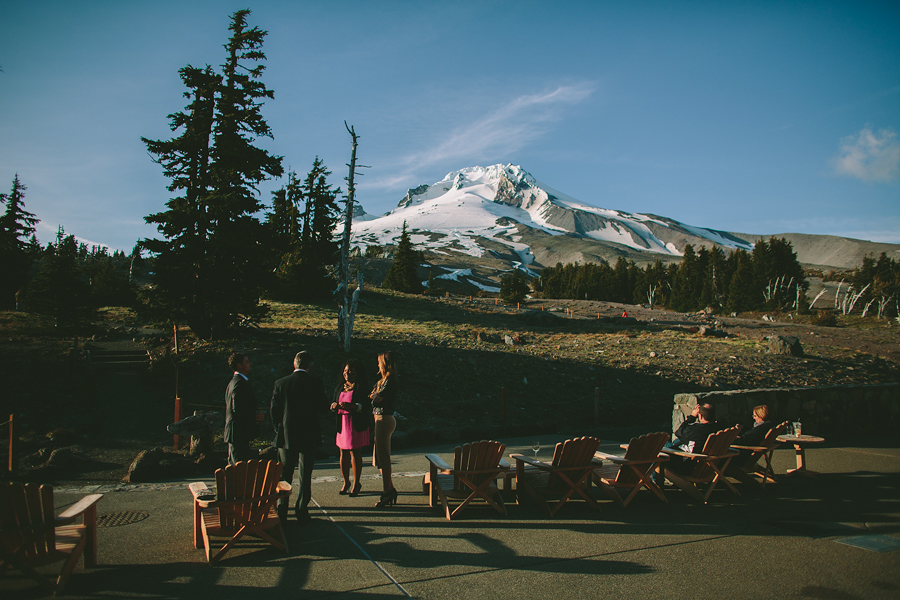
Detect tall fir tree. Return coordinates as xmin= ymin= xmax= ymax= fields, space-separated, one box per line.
xmin=0 ymin=174 xmax=39 ymax=309
xmin=141 ymin=10 xmax=282 ymax=338
xmin=382 ymin=221 xmax=423 ymax=294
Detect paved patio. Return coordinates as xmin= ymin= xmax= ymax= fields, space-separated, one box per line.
xmin=4 ymin=432 xmax=900 ymax=599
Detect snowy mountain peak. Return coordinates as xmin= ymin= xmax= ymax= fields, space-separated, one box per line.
xmin=349 ymin=164 xmax=755 ymax=285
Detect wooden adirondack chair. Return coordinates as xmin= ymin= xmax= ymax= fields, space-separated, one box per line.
xmin=730 ymin=421 xmax=789 ymax=488
xmin=511 ymin=436 xmax=601 ymax=517
xmin=189 ymin=459 xmax=292 ymax=565
xmin=592 ymin=432 xmax=670 ymax=507
xmin=0 ymin=482 xmax=102 ymax=595
xmin=424 ymin=440 xmax=510 ymax=520
xmin=660 ymin=426 xmax=741 ymax=504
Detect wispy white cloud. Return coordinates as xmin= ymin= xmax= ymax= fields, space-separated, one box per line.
xmin=364 ymin=83 xmax=594 ymax=194
xmin=832 ymin=126 xmax=900 ymax=183
xmin=35 ymin=221 xmax=115 ymax=251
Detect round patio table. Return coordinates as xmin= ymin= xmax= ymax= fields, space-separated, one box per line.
xmin=777 ymin=434 xmax=825 ymax=478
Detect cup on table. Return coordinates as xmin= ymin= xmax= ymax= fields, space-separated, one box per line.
xmin=784 ymin=422 xmax=793 ymax=436
xmin=792 ymin=421 xmax=802 ymax=436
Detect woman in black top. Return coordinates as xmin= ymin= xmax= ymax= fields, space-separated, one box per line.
xmin=330 ymin=358 xmax=371 ymax=496
xmin=369 ymin=351 xmax=399 ymax=508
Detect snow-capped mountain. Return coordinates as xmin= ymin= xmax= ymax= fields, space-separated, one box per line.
xmin=346 ymin=164 xmax=899 ymax=291
xmin=349 ymin=164 xmax=746 ymax=269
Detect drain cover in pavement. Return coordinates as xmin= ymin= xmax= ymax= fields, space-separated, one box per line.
xmin=834 ymin=535 xmax=900 ymax=553
xmin=97 ymin=511 xmax=150 ymax=527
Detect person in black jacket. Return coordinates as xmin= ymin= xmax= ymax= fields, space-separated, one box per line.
xmin=330 ymin=358 xmax=371 ymax=497
xmin=271 ymin=350 xmax=328 ymax=523
xmin=734 ymin=404 xmax=775 ymax=462
xmin=671 ymin=403 xmax=719 ymax=453
xmin=659 ymin=403 xmax=721 ymax=480
xmin=223 ymin=353 xmax=257 ymax=465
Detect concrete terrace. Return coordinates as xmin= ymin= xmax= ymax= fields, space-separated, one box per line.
xmin=4 ymin=433 xmax=900 ymax=599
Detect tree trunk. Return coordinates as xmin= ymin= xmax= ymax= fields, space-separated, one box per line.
xmin=337 ymin=122 xmax=360 ymax=352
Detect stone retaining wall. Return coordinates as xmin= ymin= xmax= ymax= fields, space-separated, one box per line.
xmin=672 ymin=383 xmax=900 ymax=437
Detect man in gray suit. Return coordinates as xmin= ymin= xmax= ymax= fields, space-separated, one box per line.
xmin=224 ymin=353 xmax=257 ymax=465
xmin=271 ymin=350 xmax=328 ymax=523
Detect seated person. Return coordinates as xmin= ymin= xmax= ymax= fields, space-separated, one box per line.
xmin=659 ymin=403 xmax=720 ymax=479
xmin=733 ymin=404 xmax=775 ymax=463
xmin=735 ymin=404 xmax=774 ymax=446
xmin=670 ymin=403 xmax=718 ymax=453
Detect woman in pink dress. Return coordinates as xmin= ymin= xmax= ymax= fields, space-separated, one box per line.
xmin=330 ymin=358 xmax=371 ymax=496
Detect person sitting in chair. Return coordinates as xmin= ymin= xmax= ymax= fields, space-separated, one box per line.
xmin=733 ymin=404 xmax=775 ymax=463
xmin=670 ymin=403 xmax=719 ymax=453
xmin=657 ymin=403 xmax=721 ymax=483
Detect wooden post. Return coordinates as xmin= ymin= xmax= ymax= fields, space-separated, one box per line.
xmin=173 ymin=397 xmax=182 ymax=450
xmin=501 ymin=387 xmax=507 ymax=424
xmin=7 ymin=413 xmax=14 ymax=471
xmin=594 ymin=387 xmax=601 ymax=426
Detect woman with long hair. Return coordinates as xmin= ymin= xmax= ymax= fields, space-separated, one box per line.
xmin=330 ymin=358 xmax=371 ymax=497
xmin=369 ymin=351 xmax=399 ymax=508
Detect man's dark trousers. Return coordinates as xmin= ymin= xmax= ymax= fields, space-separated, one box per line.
xmin=279 ymin=448 xmax=315 ymax=521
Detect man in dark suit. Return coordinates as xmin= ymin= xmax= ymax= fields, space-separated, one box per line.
xmin=271 ymin=350 xmax=328 ymax=523
xmin=224 ymin=353 xmax=257 ymax=465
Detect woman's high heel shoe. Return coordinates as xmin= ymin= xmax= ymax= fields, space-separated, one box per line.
xmin=375 ymin=488 xmax=398 ymax=508
xmin=339 ymin=482 xmax=351 ymax=495
xmin=349 ymin=483 xmax=362 ymax=497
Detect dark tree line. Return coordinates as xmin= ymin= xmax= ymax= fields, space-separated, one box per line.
xmin=266 ymin=158 xmax=342 ymax=301
xmin=535 ymin=238 xmax=809 ymax=314
xmin=0 ymin=174 xmax=141 ymax=325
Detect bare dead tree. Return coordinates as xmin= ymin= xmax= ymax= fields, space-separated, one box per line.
xmin=876 ymin=294 xmax=893 ymax=319
xmin=840 ymin=283 xmax=870 ymax=315
xmin=335 ymin=122 xmax=368 ymax=352
xmin=646 ymin=284 xmax=657 ymax=309
xmin=808 ymin=288 xmax=826 ymax=310
xmin=862 ymin=298 xmax=875 ymax=318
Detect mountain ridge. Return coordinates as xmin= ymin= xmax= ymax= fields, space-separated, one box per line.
xmin=347 ymin=164 xmax=899 ymax=290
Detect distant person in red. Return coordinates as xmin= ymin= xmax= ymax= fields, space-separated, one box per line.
xmin=621 ymin=310 xmax=628 ymax=318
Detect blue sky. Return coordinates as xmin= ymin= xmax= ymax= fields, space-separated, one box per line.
xmin=1 ymin=0 xmax=898 ymax=252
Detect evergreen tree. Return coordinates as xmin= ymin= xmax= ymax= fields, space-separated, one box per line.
xmin=382 ymin=221 xmax=423 ymax=294
xmin=753 ymin=237 xmax=807 ymax=311
xmin=141 ymin=10 xmax=282 ymax=338
xmin=725 ymin=249 xmax=755 ymax=313
xmin=500 ymin=270 xmax=530 ymax=303
xmin=669 ymin=244 xmax=700 ymax=311
xmin=266 ymin=177 xmax=298 ymax=255
xmin=0 ymin=174 xmax=39 ymax=309
xmin=141 ymin=65 xmax=218 ymax=329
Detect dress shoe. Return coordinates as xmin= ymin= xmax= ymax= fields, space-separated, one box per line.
xmin=374 ymin=488 xmax=398 ymax=508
